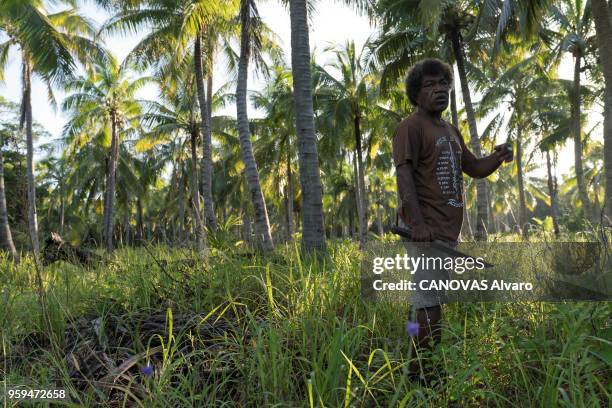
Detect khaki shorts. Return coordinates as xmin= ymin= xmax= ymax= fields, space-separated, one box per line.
xmin=398 ymin=218 xmax=457 ymax=308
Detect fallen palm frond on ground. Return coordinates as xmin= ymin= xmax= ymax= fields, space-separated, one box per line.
xmin=42 ymin=233 xmax=102 ymax=267
xmin=62 ymin=310 xmax=245 ymax=406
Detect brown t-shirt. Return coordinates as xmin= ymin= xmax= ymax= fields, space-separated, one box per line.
xmin=392 ymin=111 xmax=477 ymax=241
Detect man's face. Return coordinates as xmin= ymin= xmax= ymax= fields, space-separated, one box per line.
xmin=416 ymin=74 xmax=451 ymax=114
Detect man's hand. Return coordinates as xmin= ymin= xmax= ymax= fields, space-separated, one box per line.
xmin=493 ymin=143 xmax=513 ymax=164
xmin=411 ymin=223 xmax=433 ymax=242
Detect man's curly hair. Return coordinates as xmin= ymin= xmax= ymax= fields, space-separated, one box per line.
xmin=405 ymin=58 xmax=453 ymax=106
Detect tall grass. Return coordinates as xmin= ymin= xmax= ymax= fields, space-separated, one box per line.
xmin=0 ymin=238 xmax=610 ymax=407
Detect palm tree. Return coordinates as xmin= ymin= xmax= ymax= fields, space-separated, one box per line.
xmin=194 ymin=28 xmax=218 ymax=232
xmin=101 ymin=0 xmax=238 ymax=233
xmin=197 ymin=17 xmax=238 ymax=232
xmin=545 ymin=149 xmax=561 ymax=235
xmin=0 ymin=2 xmax=103 ymax=252
xmin=250 ymin=65 xmax=297 ymax=241
xmin=538 ymin=142 xmax=562 ymax=237
xmin=315 ymin=41 xmax=378 ymax=248
xmin=127 ymin=145 xmax=174 ymax=245
xmin=235 ymin=0 xmax=274 ymax=251
xmin=37 ymin=154 xmax=69 ymax=237
xmin=550 ymin=0 xmax=596 ymax=221
xmin=199 ymin=10 xmax=278 ymax=234
xmin=62 ymin=56 xmax=147 ymax=252
xmin=559 ymin=138 xmax=603 ymax=218
xmin=0 ymin=132 xmax=17 ymax=260
xmin=480 ymin=51 xmax=550 ymax=236
xmin=288 ymin=0 xmax=326 ymax=252
xmin=533 ymin=82 xmax=572 ymax=238
xmin=0 ymin=98 xmax=18 ymax=259
xmin=209 ymin=116 xmax=246 ymax=236
xmin=591 ymin=0 xmax=612 ymax=222
xmin=138 ymin=70 xmax=208 ymax=252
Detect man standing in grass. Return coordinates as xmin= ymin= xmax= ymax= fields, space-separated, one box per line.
xmin=392 ymin=58 xmax=512 ymax=382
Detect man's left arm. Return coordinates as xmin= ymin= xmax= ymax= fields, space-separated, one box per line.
xmin=459 ymin=136 xmax=513 ymax=179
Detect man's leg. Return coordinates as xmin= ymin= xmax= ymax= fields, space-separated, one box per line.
xmin=402 ymin=236 xmax=449 ymax=380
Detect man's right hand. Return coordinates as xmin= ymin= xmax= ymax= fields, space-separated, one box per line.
xmin=411 ymin=223 xmax=433 ymax=242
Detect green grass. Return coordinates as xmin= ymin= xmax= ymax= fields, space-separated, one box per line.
xmin=0 ymin=238 xmax=610 ymax=407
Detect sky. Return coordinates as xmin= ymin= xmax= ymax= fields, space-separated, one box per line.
xmin=0 ymin=1 xmax=597 ymax=178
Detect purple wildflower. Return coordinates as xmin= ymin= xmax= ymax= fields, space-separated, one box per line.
xmin=141 ymin=363 xmax=154 ymax=377
xmin=406 ymin=321 xmax=419 ymax=337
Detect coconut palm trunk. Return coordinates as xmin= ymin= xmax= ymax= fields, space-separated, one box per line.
xmin=450 ymin=30 xmax=488 ymax=240
xmin=546 ymin=150 xmax=560 ymax=237
xmin=136 ymin=197 xmax=144 ymax=243
xmin=22 ymin=58 xmax=39 ymax=253
xmin=376 ymin=204 xmax=384 ymax=236
xmin=202 ymin=67 xmax=216 ymax=230
xmin=450 ymin=88 xmax=459 ymax=128
xmin=289 ymin=0 xmax=326 ymax=252
xmin=354 ymin=115 xmax=368 ymax=248
xmin=177 ymin=173 xmax=186 ymax=244
xmin=486 ymin=182 xmax=494 ymax=233
xmin=571 ymin=54 xmax=592 ymax=220
xmin=591 ymin=0 xmax=612 ymax=222
xmin=516 ymin=126 xmax=528 ymax=237
xmin=0 ymin=146 xmax=17 ymax=260
xmin=207 ymin=70 xmax=213 ymax=127
xmin=104 ymin=114 xmax=119 ymax=252
xmin=236 ymin=0 xmax=274 ymax=251
xmin=451 ymin=86 xmax=473 ymax=238
xmin=122 ymin=204 xmax=130 ymax=246
xmin=194 ymin=35 xmax=217 ymax=232
xmin=59 ymin=180 xmax=65 ymax=237
xmin=285 ymin=140 xmax=294 ymax=241
xmin=190 ymin=128 xmax=206 ymax=253
xmin=242 ymin=197 xmax=252 ymax=245
xmin=352 ymin=152 xmax=362 ymax=240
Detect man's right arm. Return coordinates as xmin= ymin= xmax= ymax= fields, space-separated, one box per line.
xmin=397 ymin=162 xmax=433 ymax=242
